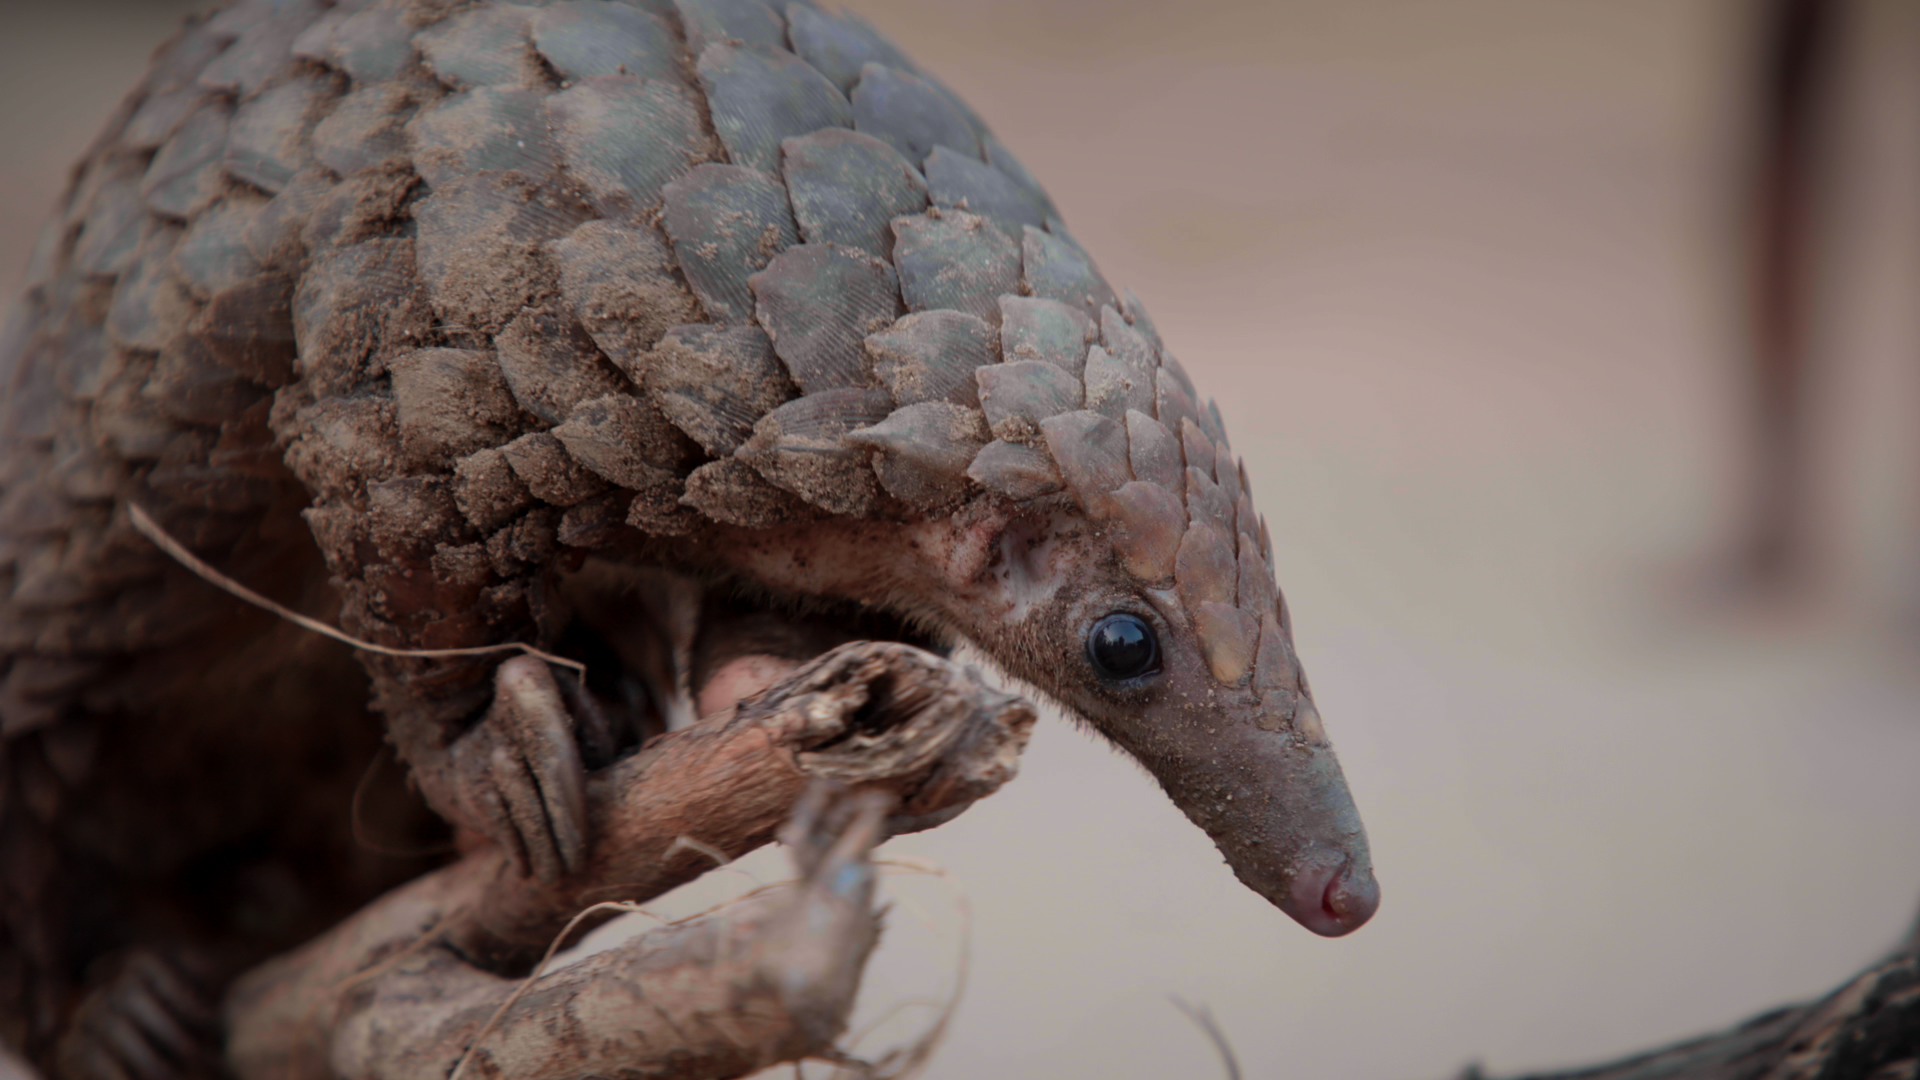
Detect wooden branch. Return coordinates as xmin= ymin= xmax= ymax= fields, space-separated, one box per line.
xmin=1480 ymin=931 xmax=1919 ymax=1080
xmin=222 ymin=641 xmax=1034 ymax=1080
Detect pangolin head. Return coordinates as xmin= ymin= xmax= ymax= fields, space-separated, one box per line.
xmin=882 ymin=298 xmax=1380 ymax=937
xmin=704 ymin=218 xmax=1376 ymax=935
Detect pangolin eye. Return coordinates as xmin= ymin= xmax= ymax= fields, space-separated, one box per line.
xmin=1086 ymin=613 xmax=1160 ymax=682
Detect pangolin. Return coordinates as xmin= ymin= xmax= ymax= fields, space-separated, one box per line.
xmin=0 ymin=0 xmax=1379 ymax=1071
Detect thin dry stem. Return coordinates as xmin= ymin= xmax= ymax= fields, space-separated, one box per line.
xmin=1171 ymin=997 xmax=1242 ymax=1080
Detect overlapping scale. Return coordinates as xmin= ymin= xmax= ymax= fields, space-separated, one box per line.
xmin=999 ymin=295 xmax=1094 ymax=376
xmin=1154 ymin=366 xmax=1201 ymax=436
xmin=646 ymin=323 xmax=796 ymax=456
xmin=532 ymin=1 xmax=680 ymax=84
xmin=492 ymin=309 xmax=628 ymax=426
xmin=198 ymin=0 xmax=322 ymax=98
xmin=786 ymin=5 xmax=918 ymax=93
xmin=661 ymin=164 xmax=797 ymax=324
xmin=1185 ymin=465 xmax=1233 ymax=534
xmin=1083 ymin=344 xmax=1151 ymax=420
xmin=1213 ymin=442 xmax=1242 ymax=506
xmin=976 ymin=360 xmax=1081 ymax=438
xmin=71 ymin=169 xmax=150 ymax=278
xmin=548 ymin=77 xmax=707 ymax=219
xmin=1191 ymin=601 xmax=1258 ymax=685
xmin=551 ymin=393 xmax=683 ymax=490
xmin=1235 ymin=491 xmax=1259 ymax=554
xmin=1178 ymin=419 xmax=1214 ymax=483
xmin=982 ymin=134 xmax=1058 ymax=221
xmin=411 ymin=172 xmax=589 ymax=337
xmin=224 ymin=75 xmax=339 ymax=194
xmin=891 ymin=209 xmax=1018 ymax=324
xmin=1039 ymin=410 xmax=1128 ymax=519
xmin=406 ymin=87 xmax=557 ymax=188
xmin=737 ymin=388 xmax=892 ymax=516
xmin=1237 ymin=542 xmax=1275 ymax=616
xmin=967 ymin=440 xmax=1062 ymax=501
xmin=1107 ymin=480 xmax=1184 ymax=584
xmin=312 ymin=83 xmax=418 ymax=177
xmin=1120 ymin=288 xmax=1163 ymax=355
xmin=311 ymin=1 xmax=416 ymax=83
xmin=681 ymin=455 xmax=819 ymax=528
xmin=867 ymin=309 xmax=995 ymax=408
xmin=171 ymin=200 xmax=264 ymax=300
xmin=847 ymin=401 xmax=988 ymax=508
xmin=924 ymin=147 xmax=1048 ymax=240
xmin=387 ymin=347 xmax=524 ymax=468
xmin=1124 ymin=410 xmax=1182 ymax=493
xmin=142 ymin=100 xmax=231 ymax=219
xmin=851 ymin=63 xmax=978 ymax=164
xmin=1020 ymin=225 xmax=1115 ymax=320
xmin=502 ymin=430 xmax=609 ymax=506
xmin=675 ymin=0 xmax=786 ymax=56
xmin=549 ymin=218 xmax=702 ymax=376
xmin=696 ymin=43 xmax=851 ymax=174
xmin=289 ymin=237 xmax=428 ymax=394
xmin=1174 ymin=522 xmax=1236 ymax=611
xmin=780 ymin=128 xmax=927 ymax=259
xmin=414 ymin=4 xmax=542 ymax=90
xmin=750 ymin=243 xmax=899 ymax=394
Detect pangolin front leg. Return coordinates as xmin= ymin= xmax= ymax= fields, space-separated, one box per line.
xmin=223 ymin=641 xmax=1035 ymax=1079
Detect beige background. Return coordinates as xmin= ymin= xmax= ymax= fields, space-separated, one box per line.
xmin=4 ymin=1 xmax=1919 ymax=1077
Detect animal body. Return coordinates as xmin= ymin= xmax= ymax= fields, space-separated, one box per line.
xmin=0 ymin=0 xmax=1378 ymax=1073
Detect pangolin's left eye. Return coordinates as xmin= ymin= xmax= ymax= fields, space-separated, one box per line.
xmin=1086 ymin=613 xmax=1160 ymax=682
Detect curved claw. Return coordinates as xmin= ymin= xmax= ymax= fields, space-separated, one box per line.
xmin=453 ymin=656 xmax=590 ymax=883
xmin=55 ymin=951 xmax=217 ymax=1080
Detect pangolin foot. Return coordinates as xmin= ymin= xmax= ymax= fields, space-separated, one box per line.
xmin=448 ymin=655 xmax=591 ymax=883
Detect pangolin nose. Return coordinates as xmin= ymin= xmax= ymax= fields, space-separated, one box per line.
xmin=1286 ymin=854 xmax=1380 ymax=937
xmin=1322 ymin=864 xmax=1380 ymax=934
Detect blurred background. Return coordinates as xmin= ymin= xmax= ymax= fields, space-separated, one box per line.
xmin=4 ymin=0 xmax=1919 ymax=1077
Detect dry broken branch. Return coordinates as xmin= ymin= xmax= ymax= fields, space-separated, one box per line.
xmin=1476 ymin=926 xmax=1920 ymax=1080
xmin=222 ymin=641 xmax=1034 ymax=1080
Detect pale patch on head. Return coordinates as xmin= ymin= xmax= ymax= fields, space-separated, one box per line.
xmin=991 ymin=511 xmax=1074 ymax=624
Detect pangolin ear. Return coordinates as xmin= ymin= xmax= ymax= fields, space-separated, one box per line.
xmin=931 ymin=501 xmax=1063 ymax=616
xmin=990 ymin=512 xmax=1059 ymax=611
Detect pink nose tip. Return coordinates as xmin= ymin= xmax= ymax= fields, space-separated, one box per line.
xmin=1285 ymin=857 xmax=1380 ymax=937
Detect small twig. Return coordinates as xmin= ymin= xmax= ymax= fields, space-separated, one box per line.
xmin=665 ymin=835 xmax=735 ymax=870
xmin=1171 ymin=996 xmax=1242 ymax=1080
xmin=128 ymin=503 xmax=585 ymax=677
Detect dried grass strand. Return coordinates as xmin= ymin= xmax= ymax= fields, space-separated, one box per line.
xmin=128 ymin=503 xmax=586 ymax=677
xmin=1170 ymin=996 xmax=1243 ymax=1080
xmin=828 ymin=858 xmax=971 ymax=1080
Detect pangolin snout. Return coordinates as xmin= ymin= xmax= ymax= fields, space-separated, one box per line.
xmin=1280 ymin=845 xmax=1380 ymax=937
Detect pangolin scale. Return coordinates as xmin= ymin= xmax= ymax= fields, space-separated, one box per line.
xmin=0 ymin=0 xmax=1378 ymax=1071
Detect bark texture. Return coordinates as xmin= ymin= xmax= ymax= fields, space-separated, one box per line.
xmin=224 ymin=640 xmax=1033 ymax=1079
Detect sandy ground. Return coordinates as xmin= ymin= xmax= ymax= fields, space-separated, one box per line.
xmin=4 ymin=1 xmax=1919 ymax=1077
